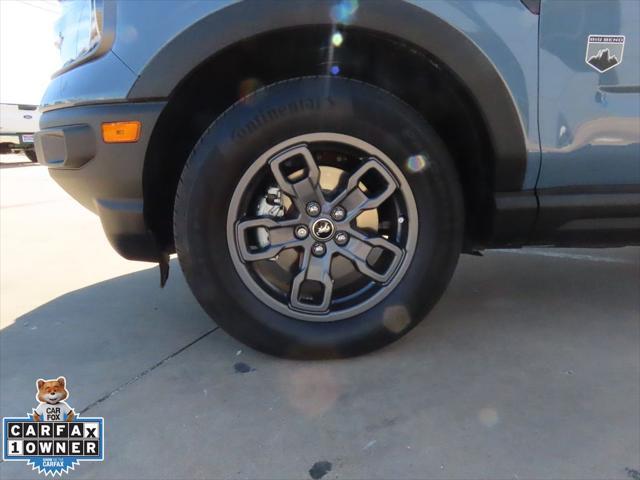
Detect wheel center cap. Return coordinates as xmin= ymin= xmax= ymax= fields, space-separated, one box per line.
xmin=311 ymin=218 xmax=335 ymax=241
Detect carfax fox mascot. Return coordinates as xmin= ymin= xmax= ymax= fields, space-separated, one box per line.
xmin=32 ymin=376 xmax=75 ymax=422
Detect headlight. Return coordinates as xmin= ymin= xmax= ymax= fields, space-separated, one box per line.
xmin=53 ymin=0 xmax=114 ymax=75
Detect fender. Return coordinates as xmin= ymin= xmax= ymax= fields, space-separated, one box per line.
xmin=128 ymin=0 xmax=528 ymax=192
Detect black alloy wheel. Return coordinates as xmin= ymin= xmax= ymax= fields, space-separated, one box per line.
xmin=227 ymin=133 xmax=418 ymax=322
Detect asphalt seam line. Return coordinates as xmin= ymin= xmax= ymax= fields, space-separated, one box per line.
xmin=79 ymin=327 xmax=219 ymax=415
xmin=492 ymin=249 xmax=636 ymax=264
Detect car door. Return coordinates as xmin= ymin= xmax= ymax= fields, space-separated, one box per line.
xmin=534 ymin=0 xmax=640 ymax=244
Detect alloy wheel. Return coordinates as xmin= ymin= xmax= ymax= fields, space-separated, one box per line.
xmin=227 ymin=133 xmax=418 ymax=322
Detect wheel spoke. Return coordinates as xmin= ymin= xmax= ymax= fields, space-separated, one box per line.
xmin=269 ymin=144 xmax=324 ymax=212
xmin=338 ymin=228 xmax=404 ymax=283
xmin=290 ymin=250 xmax=333 ymax=313
xmin=331 ymin=158 xmax=397 ymax=221
xmin=235 ymin=217 xmax=302 ymax=262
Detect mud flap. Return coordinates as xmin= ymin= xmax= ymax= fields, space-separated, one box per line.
xmin=159 ymin=251 xmax=170 ymax=287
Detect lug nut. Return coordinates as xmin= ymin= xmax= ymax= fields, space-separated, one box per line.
xmin=306 ymin=202 xmax=321 ymax=217
xmin=295 ymin=225 xmax=309 ymax=239
xmin=331 ymin=206 xmax=346 ymax=221
xmin=334 ymin=231 xmax=349 ymax=246
xmin=311 ymin=242 xmax=326 ymax=257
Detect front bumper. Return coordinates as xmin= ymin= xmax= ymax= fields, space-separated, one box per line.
xmin=35 ymin=101 xmax=167 ymax=261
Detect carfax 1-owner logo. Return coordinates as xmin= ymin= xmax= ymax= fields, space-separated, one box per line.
xmin=2 ymin=377 xmax=104 ymax=476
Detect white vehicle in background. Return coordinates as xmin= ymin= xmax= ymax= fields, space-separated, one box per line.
xmin=0 ymin=103 xmax=40 ymax=162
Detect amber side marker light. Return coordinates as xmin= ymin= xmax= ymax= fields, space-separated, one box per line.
xmin=102 ymin=121 xmax=141 ymax=143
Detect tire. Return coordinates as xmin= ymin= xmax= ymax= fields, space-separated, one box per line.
xmin=174 ymin=76 xmax=463 ymax=359
xmin=25 ymin=150 xmax=38 ymax=163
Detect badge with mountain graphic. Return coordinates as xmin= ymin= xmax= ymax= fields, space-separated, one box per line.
xmin=585 ymin=35 xmax=625 ymax=73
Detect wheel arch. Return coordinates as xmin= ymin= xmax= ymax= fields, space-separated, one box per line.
xmin=138 ymin=0 xmax=528 ymax=251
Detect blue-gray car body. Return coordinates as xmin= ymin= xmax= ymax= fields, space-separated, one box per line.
xmin=36 ymin=0 xmax=640 ymax=263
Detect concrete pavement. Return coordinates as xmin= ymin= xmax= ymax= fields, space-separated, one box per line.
xmin=1 ymin=157 xmax=639 ymax=479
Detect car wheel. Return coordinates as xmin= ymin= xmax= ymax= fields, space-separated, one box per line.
xmin=25 ymin=150 xmax=38 ymax=163
xmin=174 ymin=76 xmax=463 ymax=358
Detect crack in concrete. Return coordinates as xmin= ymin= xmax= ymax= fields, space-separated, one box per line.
xmin=492 ymin=248 xmax=635 ymax=264
xmin=79 ymin=327 xmax=219 ymax=415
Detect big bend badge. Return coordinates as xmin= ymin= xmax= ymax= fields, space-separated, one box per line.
xmin=2 ymin=377 xmax=104 ymax=476
xmin=586 ymin=34 xmax=625 ymax=73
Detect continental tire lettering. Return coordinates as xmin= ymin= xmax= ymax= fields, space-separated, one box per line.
xmin=232 ymin=97 xmax=335 ymax=140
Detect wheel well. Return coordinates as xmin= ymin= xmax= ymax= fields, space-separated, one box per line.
xmin=144 ymin=26 xmax=495 ymax=252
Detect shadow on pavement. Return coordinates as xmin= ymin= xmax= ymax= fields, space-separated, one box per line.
xmin=0 ymin=259 xmax=213 ymax=417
